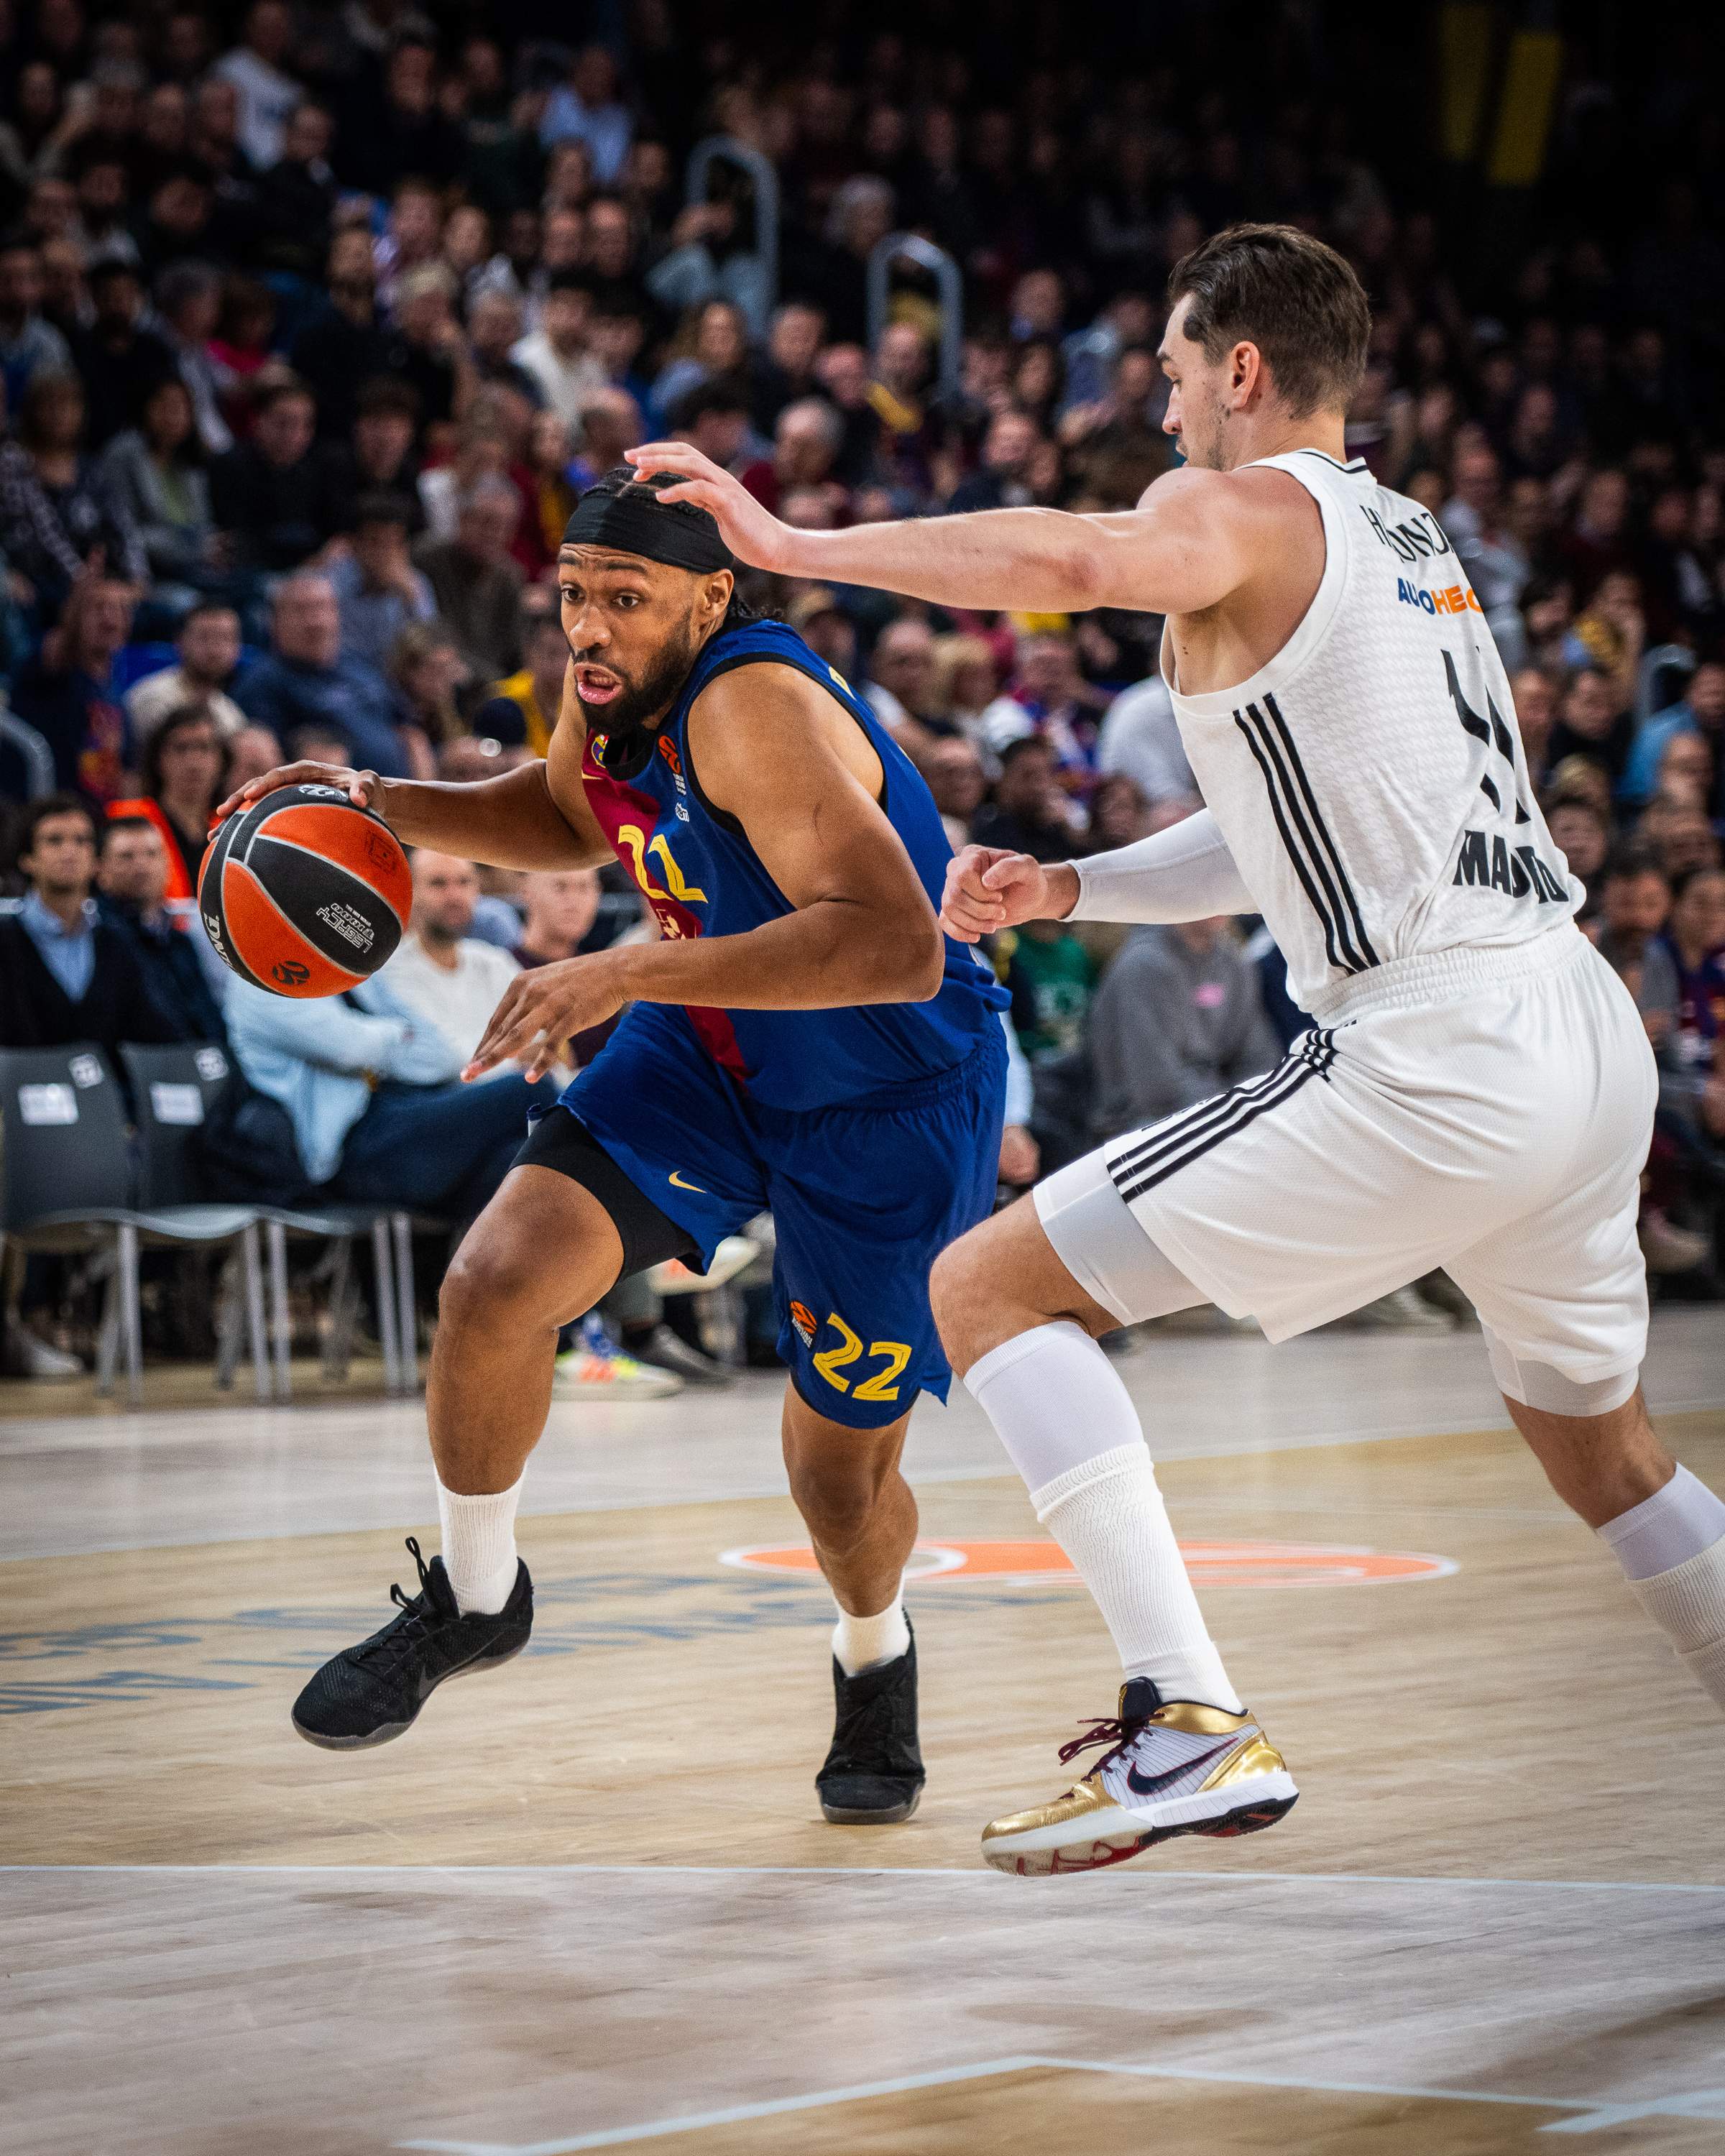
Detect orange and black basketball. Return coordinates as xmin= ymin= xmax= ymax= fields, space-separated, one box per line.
xmin=198 ymin=784 xmax=413 ymax=998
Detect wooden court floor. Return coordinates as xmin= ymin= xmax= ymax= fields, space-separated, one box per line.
xmin=4 ymin=1319 xmax=1725 ymax=2154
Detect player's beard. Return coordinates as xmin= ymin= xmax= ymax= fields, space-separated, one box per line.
xmin=1182 ymin=391 xmax=1230 ymax=472
xmin=576 ymin=620 xmax=700 ymax=747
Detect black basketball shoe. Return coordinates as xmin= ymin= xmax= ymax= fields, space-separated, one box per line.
xmin=291 ymin=1536 xmax=533 ymax=1749
xmin=816 ymin=1618 xmax=925 ymax=1823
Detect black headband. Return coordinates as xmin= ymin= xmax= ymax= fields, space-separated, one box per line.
xmin=562 ymin=487 xmax=735 ymax=573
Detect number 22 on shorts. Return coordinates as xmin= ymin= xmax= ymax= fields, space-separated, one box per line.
xmin=811 ymin=1312 xmax=912 ymax=1402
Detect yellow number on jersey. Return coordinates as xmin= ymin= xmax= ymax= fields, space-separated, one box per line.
xmin=616 ymin=824 xmax=707 ymax=906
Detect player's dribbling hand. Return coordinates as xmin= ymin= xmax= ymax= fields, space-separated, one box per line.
xmin=464 ymin=952 xmax=630 ymax=1084
xmin=212 ymin=761 xmax=382 ymax=829
xmin=939 ymin=846 xmax=1054 ymax=942
xmin=622 ymin=443 xmax=795 ymax=571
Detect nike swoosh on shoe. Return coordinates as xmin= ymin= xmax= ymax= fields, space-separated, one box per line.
xmin=1123 ymin=1737 xmax=1237 ymax=1800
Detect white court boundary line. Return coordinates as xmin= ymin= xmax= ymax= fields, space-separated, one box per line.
xmin=392 ymin=2055 xmax=1725 ymax=2153
xmin=6 ymin=1861 xmax=1725 ymax=1894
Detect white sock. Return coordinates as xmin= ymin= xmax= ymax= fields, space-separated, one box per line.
xmin=1598 ymin=1465 xmax=1725 ymax=1580
xmin=1601 ymin=1468 xmax=1725 ymax=1712
xmin=832 ymin=1589 xmax=909 ymax=1676
xmin=965 ymin=1323 xmax=1243 ymax=1713
xmin=437 ymin=1473 xmax=523 ymax=1615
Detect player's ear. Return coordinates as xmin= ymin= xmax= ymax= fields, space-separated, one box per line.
xmin=699 ymin=569 xmax=733 ymax=626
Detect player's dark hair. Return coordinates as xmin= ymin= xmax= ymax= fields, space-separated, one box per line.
xmin=1167 ymin=222 xmax=1371 ymax=418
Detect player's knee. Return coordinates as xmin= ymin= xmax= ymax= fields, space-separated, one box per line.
xmin=439 ymin=1228 xmax=556 ymax=1339
xmin=929 ymin=1230 xmax=986 ymax=1347
xmin=786 ymin=1450 xmax=887 ymax=1554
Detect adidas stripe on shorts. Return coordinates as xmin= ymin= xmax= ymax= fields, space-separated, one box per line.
xmin=1036 ymin=925 xmax=1656 ymax=1381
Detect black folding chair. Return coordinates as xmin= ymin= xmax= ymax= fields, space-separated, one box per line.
xmin=119 ymin=1043 xmax=409 ymax=1399
xmin=0 ymin=1044 xmax=269 ymax=1405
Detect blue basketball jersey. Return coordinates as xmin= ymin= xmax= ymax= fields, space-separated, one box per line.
xmin=577 ymin=617 xmax=1008 ymax=1112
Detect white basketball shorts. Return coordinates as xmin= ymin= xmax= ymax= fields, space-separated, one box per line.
xmin=1036 ymin=926 xmax=1657 ymax=1381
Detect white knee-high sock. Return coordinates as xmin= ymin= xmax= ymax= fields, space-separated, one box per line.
xmin=437 ymin=1473 xmax=523 ymax=1615
xmin=1600 ymin=1466 xmax=1725 ymax=1710
xmin=964 ymin=1322 xmax=1243 ymax=1713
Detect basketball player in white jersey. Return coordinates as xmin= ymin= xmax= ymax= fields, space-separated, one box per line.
xmin=627 ymin=224 xmax=1725 ymax=1876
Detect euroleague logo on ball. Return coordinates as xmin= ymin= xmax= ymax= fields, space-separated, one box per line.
xmin=272 ymin=959 xmax=312 ymax=986
xmin=363 ymin=828 xmax=397 ymax=872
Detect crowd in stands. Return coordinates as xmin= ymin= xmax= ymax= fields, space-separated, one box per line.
xmin=1 ymin=4 xmax=1723 ymax=1378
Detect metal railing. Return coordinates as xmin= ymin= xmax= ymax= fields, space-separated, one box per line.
xmin=868 ymin=234 xmax=963 ymax=397
xmin=0 ymin=703 xmax=55 ymax=799
xmin=685 ymin=134 xmax=780 ymax=330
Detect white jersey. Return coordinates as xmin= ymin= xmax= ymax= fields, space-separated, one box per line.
xmin=1161 ymin=448 xmax=1581 ymax=1018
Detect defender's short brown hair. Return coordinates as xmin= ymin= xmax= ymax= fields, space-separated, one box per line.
xmin=1167 ymin=223 xmax=1371 ymax=418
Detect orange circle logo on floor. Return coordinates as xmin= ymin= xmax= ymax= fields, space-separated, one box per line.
xmin=719 ymin=1539 xmax=1456 ymax=1587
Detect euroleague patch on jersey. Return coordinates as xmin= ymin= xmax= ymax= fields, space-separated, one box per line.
xmin=788 ymin=1300 xmax=817 ymax=1347
xmin=719 ymin=1539 xmax=1458 ymax=1588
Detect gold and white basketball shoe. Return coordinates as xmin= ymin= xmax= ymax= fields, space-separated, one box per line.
xmin=981 ymin=1676 xmax=1297 ymax=1876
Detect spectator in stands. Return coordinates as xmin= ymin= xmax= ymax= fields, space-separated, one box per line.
xmin=290 ymin=233 xmax=404 ymax=444
xmin=980 ymin=632 xmax=1108 ymax=794
xmin=236 ymin=571 xmax=408 ymax=777
xmin=511 ymin=269 xmax=604 ymax=433
xmin=8 ymin=568 xmax=134 ymax=801
xmin=948 ymin=409 xmax=1041 ymax=513
xmin=1626 ymin=661 xmax=1725 ymax=809
xmin=1594 ymin=854 xmax=1679 ymax=1047
xmin=213 ymin=0 xmax=300 ymax=170
xmin=95 ymin=812 xmax=227 ymax=1041
xmin=152 ymin=261 xmax=231 ymax=456
xmin=741 ymin=399 xmax=845 ymax=516
xmin=541 ymin=45 xmax=634 ymax=185
xmin=320 ymin=378 xmax=423 ymax=538
xmin=224 ymin=969 xmax=555 ymax=1226
xmin=68 ymin=258 xmax=178 ymax=449
xmin=1095 ymin=665 xmax=1198 ymax=810
xmin=0 ymin=236 xmax=73 ymax=412
xmin=125 ymin=602 xmax=246 ymax=744
xmin=387 ymin=621 xmax=471 ymax=777
xmin=513 ymin=410 xmax=580 ymax=578
xmin=0 ymin=369 xmax=146 ymax=611
xmin=512 ymin=869 xmax=603 ymax=972
xmin=328 ymin=492 xmax=435 ymax=673
xmin=413 ymin=476 xmax=525 ymax=683
xmin=1087 ymin=917 xmax=1280 ymax=1136
xmin=116 ymin=703 xmax=229 ymax=897
xmin=1547 ymin=796 xmax=1612 ymax=913
xmin=971 ymin=735 xmax=1082 ymax=861
xmin=0 ymin=792 xmax=178 ymax=1051
xmin=382 ymin=847 xmax=531 ymax=1074
xmin=487 ymin=610 xmax=571 ymax=759
xmin=92 ymin=374 xmax=218 ymax=599
xmin=862 ymin=617 xmax=944 ymax=750
xmin=922 ymin=737 xmax=990 ymax=853
xmin=210 ymin=376 xmax=336 ymax=576
xmin=1547 ymin=666 xmax=1635 ymax=792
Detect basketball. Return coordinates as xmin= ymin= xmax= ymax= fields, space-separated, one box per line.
xmin=198 ymin=784 xmax=413 ymax=998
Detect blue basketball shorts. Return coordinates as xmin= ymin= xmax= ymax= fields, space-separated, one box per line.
xmin=556 ymin=1004 xmax=1006 ymax=1429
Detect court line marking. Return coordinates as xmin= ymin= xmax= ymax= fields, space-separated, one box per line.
xmin=6 ymin=1862 xmax=1724 ymax=1895
xmin=392 ymin=2054 xmax=1725 ymax=2152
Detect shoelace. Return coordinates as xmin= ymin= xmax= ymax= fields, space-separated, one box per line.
xmin=354 ymin=1536 xmax=441 ymax=1671
xmin=1057 ymin=1713 xmax=1151 ymax=1770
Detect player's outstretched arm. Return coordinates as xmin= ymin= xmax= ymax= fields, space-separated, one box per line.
xmin=463 ymin=668 xmax=945 ymax=1081
xmin=940 ymin=812 xmax=1255 ymax=940
xmin=213 ymin=665 xmax=613 ymax=872
xmin=624 ymin=443 xmax=1256 ymax=617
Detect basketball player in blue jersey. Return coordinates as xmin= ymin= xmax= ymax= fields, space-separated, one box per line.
xmin=216 ymin=469 xmax=1008 ymax=1822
